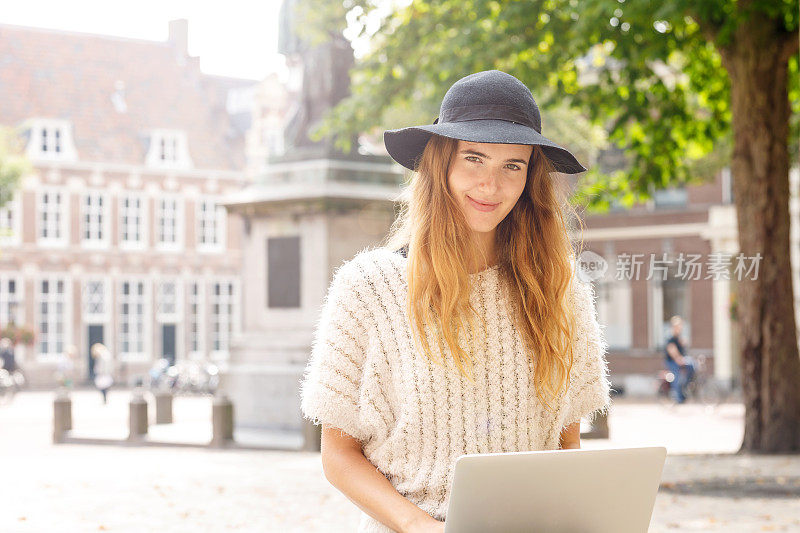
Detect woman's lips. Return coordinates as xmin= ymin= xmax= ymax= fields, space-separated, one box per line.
xmin=467 ymin=195 xmax=499 ymax=212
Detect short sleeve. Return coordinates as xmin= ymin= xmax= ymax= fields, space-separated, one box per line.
xmin=299 ymin=259 xmax=371 ymax=442
xmin=562 ymin=277 xmax=612 ymax=427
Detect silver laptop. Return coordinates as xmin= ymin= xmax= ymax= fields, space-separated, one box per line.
xmin=444 ymin=446 xmax=667 ymax=533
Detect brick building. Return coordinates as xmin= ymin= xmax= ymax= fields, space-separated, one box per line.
xmin=578 ymin=167 xmax=776 ymax=396
xmin=0 ymin=20 xmax=258 ymax=386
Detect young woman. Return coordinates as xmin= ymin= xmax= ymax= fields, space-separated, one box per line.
xmin=300 ymin=70 xmax=611 ymax=533
xmin=91 ymin=343 xmax=114 ymax=405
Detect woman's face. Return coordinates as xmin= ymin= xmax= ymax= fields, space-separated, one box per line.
xmin=447 ymin=140 xmax=533 ymax=237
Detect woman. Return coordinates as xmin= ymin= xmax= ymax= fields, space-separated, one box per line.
xmin=300 ymin=70 xmax=611 ymax=533
xmin=91 ymin=343 xmax=114 ymax=404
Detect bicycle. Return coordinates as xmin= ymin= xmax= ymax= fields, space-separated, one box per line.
xmin=656 ymin=353 xmax=726 ymax=409
xmin=0 ymin=367 xmax=25 ymax=404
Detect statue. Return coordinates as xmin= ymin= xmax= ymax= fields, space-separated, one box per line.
xmin=277 ymin=0 xmax=356 ymax=154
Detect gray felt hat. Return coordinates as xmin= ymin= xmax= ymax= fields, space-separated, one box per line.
xmin=383 ymin=69 xmax=586 ymax=174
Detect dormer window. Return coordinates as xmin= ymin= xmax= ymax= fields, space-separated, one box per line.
xmin=145 ymin=129 xmax=192 ymax=169
xmin=42 ymin=127 xmax=60 ymax=153
xmin=160 ymin=136 xmax=177 ymax=161
xmin=24 ymin=119 xmax=78 ymax=161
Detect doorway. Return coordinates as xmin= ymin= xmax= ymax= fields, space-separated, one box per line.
xmin=162 ymin=324 xmax=176 ymax=365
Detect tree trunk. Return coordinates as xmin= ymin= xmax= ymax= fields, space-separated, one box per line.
xmin=721 ymin=16 xmax=800 ymax=453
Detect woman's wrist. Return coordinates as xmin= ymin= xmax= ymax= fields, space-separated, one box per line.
xmin=402 ymin=512 xmax=439 ymax=533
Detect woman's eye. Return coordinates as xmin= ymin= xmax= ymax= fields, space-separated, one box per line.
xmin=464 ymin=156 xmax=520 ymax=171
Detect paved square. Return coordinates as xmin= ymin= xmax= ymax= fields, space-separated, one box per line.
xmin=1 ymin=390 xmax=798 ymax=532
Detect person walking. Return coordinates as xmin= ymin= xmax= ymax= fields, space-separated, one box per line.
xmin=91 ymin=343 xmax=114 ymax=404
xmin=0 ymin=337 xmax=16 ymax=373
xmin=56 ymin=344 xmax=78 ymax=389
xmin=300 ymin=70 xmax=611 ymax=533
xmin=663 ymin=315 xmax=696 ymax=404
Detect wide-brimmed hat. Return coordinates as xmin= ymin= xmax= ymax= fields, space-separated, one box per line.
xmin=383 ymin=69 xmax=586 ymax=174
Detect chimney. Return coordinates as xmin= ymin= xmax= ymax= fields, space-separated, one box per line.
xmin=168 ymin=19 xmax=188 ymax=56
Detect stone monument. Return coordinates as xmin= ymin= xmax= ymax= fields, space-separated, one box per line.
xmin=220 ymin=0 xmax=403 ymax=446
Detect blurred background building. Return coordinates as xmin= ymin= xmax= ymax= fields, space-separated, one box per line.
xmin=2 ymin=8 xmax=795 ymax=413
xmin=581 ymin=172 xmax=736 ymax=394
xmin=0 ymin=20 xmax=256 ymax=386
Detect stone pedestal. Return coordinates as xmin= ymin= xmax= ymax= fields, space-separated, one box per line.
xmin=220 ymin=154 xmax=403 ymax=435
xmin=128 ymin=391 xmax=149 ymax=440
xmin=155 ymin=391 xmax=173 ymax=424
xmin=211 ymin=394 xmax=234 ymax=447
xmin=53 ymin=389 xmax=72 ymax=443
xmin=583 ymin=411 xmax=610 ymax=439
xmin=302 ymin=418 xmax=322 ymax=452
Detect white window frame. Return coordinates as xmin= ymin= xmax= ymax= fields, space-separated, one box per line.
xmin=37 ymin=187 xmax=69 ymax=248
xmin=156 ymin=278 xmax=182 ymax=323
xmin=35 ymin=274 xmax=71 ymax=362
xmin=596 ymin=277 xmax=633 ymax=350
xmin=0 ymin=192 xmax=22 ymax=247
xmin=262 ymin=127 xmax=285 ymax=158
xmin=649 ymin=278 xmax=692 ymax=350
xmin=196 ymin=197 xmax=227 ymax=253
xmin=82 ymin=278 xmax=110 ymax=324
xmin=119 ymin=193 xmax=148 ymax=250
xmin=721 ymin=166 xmax=733 ymax=204
xmin=0 ymin=274 xmax=24 ymax=362
xmin=0 ymin=273 xmax=24 ymax=327
xmin=144 ymin=129 xmax=192 ymax=169
xmin=24 ymin=119 xmax=78 ymax=162
xmin=80 ymin=189 xmax=111 ymax=249
xmin=187 ymin=279 xmax=205 ymax=361
xmin=652 ymin=185 xmax=688 ymax=209
xmin=155 ymin=194 xmax=184 ymax=252
xmin=118 ymin=277 xmax=151 ymax=363
xmin=209 ymin=277 xmax=239 ymax=362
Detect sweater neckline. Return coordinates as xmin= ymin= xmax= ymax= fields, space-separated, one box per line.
xmin=470 ymin=262 xmax=501 ymax=278
xmin=386 ymin=247 xmax=499 ymax=280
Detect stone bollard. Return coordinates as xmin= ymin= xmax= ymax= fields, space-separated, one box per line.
xmin=155 ymin=391 xmax=173 ymax=424
xmin=211 ymin=394 xmax=234 ymax=448
xmin=53 ymin=389 xmax=72 ymax=443
xmin=128 ymin=389 xmax=149 ymax=440
xmin=584 ymin=410 xmax=610 ymax=439
xmin=301 ymin=419 xmax=322 ymax=452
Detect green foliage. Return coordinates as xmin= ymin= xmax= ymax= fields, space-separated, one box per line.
xmin=304 ymin=0 xmax=798 ymax=211
xmin=0 ymin=126 xmax=30 ymax=211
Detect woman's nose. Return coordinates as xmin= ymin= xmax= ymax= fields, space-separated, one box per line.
xmin=477 ymin=167 xmax=500 ymax=191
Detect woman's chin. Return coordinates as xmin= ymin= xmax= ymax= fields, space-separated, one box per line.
xmin=466 ymin=221 xmax=500 ymax=234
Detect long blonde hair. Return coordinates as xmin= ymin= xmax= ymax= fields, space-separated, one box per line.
xmin=384 ymin=134 xmax=586 ymax=412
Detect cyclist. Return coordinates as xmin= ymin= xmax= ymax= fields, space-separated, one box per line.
xmin=664 ymin=315 xmax=696 ymax=403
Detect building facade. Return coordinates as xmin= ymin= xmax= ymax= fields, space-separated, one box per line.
xmin=579 ymin=167 xmax=751 ymax=395
xmin=0 ymin=20 xmax=257 ymax=386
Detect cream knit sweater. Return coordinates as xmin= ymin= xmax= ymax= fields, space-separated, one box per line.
xmin=300 ymin=246 xmax=612 ymax=533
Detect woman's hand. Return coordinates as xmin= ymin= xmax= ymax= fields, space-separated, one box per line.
xmin=406 ymin=515 xmax=445 ymax=533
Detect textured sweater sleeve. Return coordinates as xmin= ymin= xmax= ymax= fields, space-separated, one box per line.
xmin=299 ymin=259 xmax=371 ymax=442
xmin=563 ymin=277 xmax=612 ymax=426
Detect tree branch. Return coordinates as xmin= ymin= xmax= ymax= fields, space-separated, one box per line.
xmin=685 ymin=6 xmax=721 ymax=45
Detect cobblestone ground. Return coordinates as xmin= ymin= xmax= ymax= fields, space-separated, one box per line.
xmin=1 ymin=389 xmax=798 ymax=532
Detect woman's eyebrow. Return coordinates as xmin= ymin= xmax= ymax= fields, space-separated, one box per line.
xmin=459 ymin=149 xmax=528 ymax=165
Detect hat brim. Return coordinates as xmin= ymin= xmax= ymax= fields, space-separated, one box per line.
xmin=383 ymin=119 xmax=587 ymax=174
